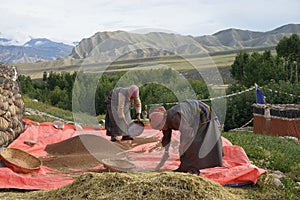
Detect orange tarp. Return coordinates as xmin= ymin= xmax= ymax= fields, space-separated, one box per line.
xmin=0 ymin=119 xmax=266 ymax=190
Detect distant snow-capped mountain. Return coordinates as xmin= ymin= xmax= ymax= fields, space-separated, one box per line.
xmin=0 ymin=38 xmax=74 ymax=64
xmin=0 ymin=37 xmax=25 ymax=46
xmin=0 ymin=38 xmax=11 ymax=45
xmin=0 ymin=32 xmax=31 ymax=46
xmin=23 ymin=38 xmax=73 ymax=49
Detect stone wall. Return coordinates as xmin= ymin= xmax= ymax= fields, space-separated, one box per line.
xmin=0 ymin=63 xmax=25 ymax=147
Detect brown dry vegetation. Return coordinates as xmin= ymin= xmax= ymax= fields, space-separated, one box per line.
xmin=0 ymin=172 xmax=245 ymax=200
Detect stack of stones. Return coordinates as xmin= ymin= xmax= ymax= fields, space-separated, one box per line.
xmin=0 ymin=63 xmax=25 ymax=147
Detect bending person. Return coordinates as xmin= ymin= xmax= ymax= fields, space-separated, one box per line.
xmin=105 ymin=85 xmax=141 ymax=141
xmin=149 ymin=100 xmax=223 ymax=175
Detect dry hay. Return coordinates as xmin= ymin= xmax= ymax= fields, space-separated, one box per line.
xmin=22 ymin=172 xmax=243 ymax=200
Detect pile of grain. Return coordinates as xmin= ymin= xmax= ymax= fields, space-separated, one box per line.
xmin=26 ymin=172 xmax=242 ymax=200
xmin=41 ymin=134 xmax=124 ymax=171
xmin=0 ymin=63 xmax=24 ymax=147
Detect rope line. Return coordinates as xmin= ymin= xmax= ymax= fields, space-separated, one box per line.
xmin=240 ymin=118 xmax=254 ymax=128
xmin=145 ymin=85 xmax=300 ymax=107
xmin=146 ymin=86 xmax=256 ymax=107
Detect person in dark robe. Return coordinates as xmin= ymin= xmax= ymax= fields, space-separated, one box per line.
xmin=149 ymin=100 xmax=223 ymax=175
xmin=105 ymin=85 xmax=141 ymax=141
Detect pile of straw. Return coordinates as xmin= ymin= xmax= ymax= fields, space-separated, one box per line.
xmin=27 ymin=172 xmax=242 ymax=200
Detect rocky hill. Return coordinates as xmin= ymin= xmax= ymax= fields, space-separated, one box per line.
xmin=70 ymin=24 xmax=300 ymax=62
xmin=0 ymin=38 xmax=73 ymax=64
xmin=3 ymin=24 xmax=300 ymax=65
xmin=70 ymin=31 xmax=204 ymax=62
xmin=195 ymin=24 xmax=300 ymax=50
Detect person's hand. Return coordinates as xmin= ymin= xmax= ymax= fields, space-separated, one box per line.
xmin=161 ymin=129 xmax=171 ymax=147
xmin=161 ymin=135 xmax=171 ymax=147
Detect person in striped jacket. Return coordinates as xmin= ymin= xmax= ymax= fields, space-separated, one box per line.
xmin=149 ymin=100 xmax=223 ymax=175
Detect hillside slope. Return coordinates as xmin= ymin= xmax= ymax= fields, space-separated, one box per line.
xmin=195 ymin=23 xmax=300 ymax=50
xmin=12 ymin=23 xmax=300 ymax=78
xmin=72 ymin=24 xmax=300 ymax=61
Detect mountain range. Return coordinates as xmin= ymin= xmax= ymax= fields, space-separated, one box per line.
xmin=70 ymin=23 xmax=300 ymax=63
xmin=1 ymin=23 xmax=300 ymax=64
xmin=195 ymin=23 xmax=300 ymax=50
xmin=0 ymin=38 xmax=73 ymax=64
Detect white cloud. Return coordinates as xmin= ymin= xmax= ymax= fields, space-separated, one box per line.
xmin=0 ymin=0 xmax=299 ymax=44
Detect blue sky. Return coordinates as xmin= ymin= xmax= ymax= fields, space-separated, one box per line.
xmin=0 ymin=0 xmax=299 ymax=44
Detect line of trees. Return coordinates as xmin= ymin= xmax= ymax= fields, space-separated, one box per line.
xmin=225 ymin=34 xmax=300 ymax=131
xmin=231 ymin=34 xmax=300 ymax=86
xmin=276 ymin=34 xmax=300 ymax=82
xmin=18 ymin=69 xmax=210 ymax=116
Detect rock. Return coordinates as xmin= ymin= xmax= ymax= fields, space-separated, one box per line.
xmin=24 ymin=111 xmax=31 ymax=116
xmin=24 ymin=140 xmax=37 ymax=146
xmin=271 ymin=177 xmax=285 ymax=189
xmin=270 ymin=170 xmax=285 ymax=179
xmin=74 ymin=123 xmax=83 ymax=131
xmin=53 ymin=120 xmax=64 ymax=129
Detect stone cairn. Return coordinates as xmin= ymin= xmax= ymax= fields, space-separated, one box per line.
xmin=0 ymin=63 xmax=25 ymax=147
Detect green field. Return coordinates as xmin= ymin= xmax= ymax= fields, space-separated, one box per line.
xmin=15 ymin=46 xmax=276 ymax=80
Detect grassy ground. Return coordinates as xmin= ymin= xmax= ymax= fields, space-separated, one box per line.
xmin=20 ymin=98 xmax=300 ymax=199
xmin=16 ymin=51 xmax=236 ymax=79
xmin=15 ymin=46 xmax=276 ymax=81
xmin=222 ymin=131 xmax=300 ymax=200
xmin=23 ymin=96 xmax=74 ymax=123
